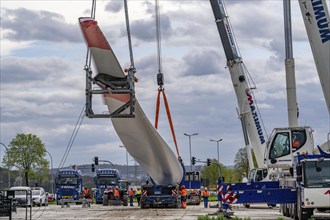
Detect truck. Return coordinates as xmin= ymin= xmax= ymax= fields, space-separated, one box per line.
xmin=209 ymin=0 xmax=330 ymax=218
xmin=140 ymin=184 xmax=180 ymax=209
xmin=55 ymin=169 xmax=83 ymax=205
xmin=94 ymin=169 xmax=128 ymax=206
xmin=281 ymin=147 xmax=330 ymax=219
xmin=181 ymin=171 xmax=201 ymax=205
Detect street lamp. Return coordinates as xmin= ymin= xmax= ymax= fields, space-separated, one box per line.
xmin=46 ymin=150 xmax=54 ymax=194
xmin=209 ymin=138 xmax=223 ymax=212
xmin=210 ymin=138 xmax=223 ymax=165
xmin=184 ymin=133 xmax=198 ymax=172
xmin=119 ymin=145 xmax=129 ymax=179
xmin=0 ymin=142 xmax=10 ymax=188
xmin=210 ymin=138 xmax=223 ymax=177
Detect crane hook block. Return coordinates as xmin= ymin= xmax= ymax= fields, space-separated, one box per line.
xmin=157 ymin=73 xmax=164 ymax=86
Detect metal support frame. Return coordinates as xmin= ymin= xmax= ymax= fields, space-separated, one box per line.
xmin=84 ymin=66 xmax=135 ymax=119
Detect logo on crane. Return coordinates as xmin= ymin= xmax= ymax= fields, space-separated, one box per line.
xmin=247 ymin=92 xmax=266 ymax=145
xmin=311 ymin=0 xmax=330 ymax=43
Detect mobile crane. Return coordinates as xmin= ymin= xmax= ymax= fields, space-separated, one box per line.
xmin=210 ymin=0 xmax=330 ymax=218
xmin=209 ymin=0 xmax=314 ymax=180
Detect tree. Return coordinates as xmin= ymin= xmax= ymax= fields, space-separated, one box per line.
xmin=201 ymin=159 xmax=241 ymax=186
xmin=233 ymin=148 xmax=253 ymax=181
xmin=3 ymin=133 xmax=49 ymax=186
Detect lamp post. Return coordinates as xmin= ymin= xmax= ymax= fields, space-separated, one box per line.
xmin=0 ymin=142 xmax=10 ymax=188
xmin=119 ymin=145 xmax=129 ymax=179
xmin=184 ymin=133 xmax=198 ymax=172
xmin=210 ymin=138 xmax=223 ymax=212
xmin=210 ymin=139 xmax=223 ymax=165
xmin=46 ymin=150 xmax=54 ymax=194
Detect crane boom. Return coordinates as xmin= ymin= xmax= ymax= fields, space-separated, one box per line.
xmin=210 ymin=0 xmax=266 ymax=168
xmin=210 ymin=0 xmax=315 ymax=173
xmin=298 ymin=0 xmax=330 ymax=115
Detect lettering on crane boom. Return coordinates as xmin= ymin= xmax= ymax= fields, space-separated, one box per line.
xmin=247 ymin=92 xmax=265 ymax=145
xmin=311 ymin=0 xmax=330 ymax=43
xmin=224 ymin=22 xmax=239 ymax=57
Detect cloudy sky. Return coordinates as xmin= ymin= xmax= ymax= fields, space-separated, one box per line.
xmin=1 ymin=0 xmax=329 ymax=171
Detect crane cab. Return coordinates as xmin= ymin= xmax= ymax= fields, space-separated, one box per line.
xmin=265 ymin=126 xmax=314 ymax=170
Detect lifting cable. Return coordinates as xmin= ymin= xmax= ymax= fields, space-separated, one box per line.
xmin=124 ymin=0 xmax=135 ymax=70
xmin=59 ymin=105 xmax=85 ymax=168
xmin=153 ymin=0 xmax=181 ymax=160
xmin=58 ymin=0 xmax=96 ymax=168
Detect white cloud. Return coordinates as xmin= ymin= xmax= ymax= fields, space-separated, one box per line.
xmin=1 ymin=0 xmax=329 ymax=171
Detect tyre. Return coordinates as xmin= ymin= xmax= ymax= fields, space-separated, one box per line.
xmin=283 ymin=204 xmax=290 ymax=217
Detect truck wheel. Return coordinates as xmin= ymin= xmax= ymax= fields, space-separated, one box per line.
xmin=282 ymin=204 xmax=289 ymax=217
xmin=298 ymin=207 xmax=313 ymax=220
xmin=293 ymin=204 xmax=298 ymax=220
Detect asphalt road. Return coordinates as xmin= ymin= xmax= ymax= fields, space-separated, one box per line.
xmin=2 ymin=202 xmax=329 ymax=220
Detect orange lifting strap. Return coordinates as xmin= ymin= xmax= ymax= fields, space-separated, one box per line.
xmin=154 ymin=88 xmax=180 ymax=159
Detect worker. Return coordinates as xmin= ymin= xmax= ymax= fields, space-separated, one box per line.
xmin=128 ymin=187 xmax=134 ymax=206
xmin=135 ymin=187 xmax=142 ymax=206
xmin=202 ymin=187 xmax=210 ymax=208
xmin=114 ymin=186 xmax=120 ymax=205
xmin=180 ymin=185 xmax=187 ymax=209
xmin=82 ymin=186 xmax=92 ymax=199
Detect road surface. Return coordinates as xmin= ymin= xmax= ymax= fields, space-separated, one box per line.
xmin=2 ymin=202 xmax=329 ymax=220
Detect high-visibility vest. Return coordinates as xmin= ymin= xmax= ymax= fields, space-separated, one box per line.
xmin=114 ymin=189 xmax=120 ymax=197
xmin=129 ymin=189 xmax=134 ymax=197
xmin=136 ymin=189 xmax=142 ymax=196
xmin=202 ymin=190 xmax=210 ymax=197
xmin=180 ymin=188 xmax=187 ymax=196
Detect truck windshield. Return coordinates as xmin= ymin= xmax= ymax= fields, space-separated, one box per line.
xmin=119 ymin=181 xmax=128 ymax=190
xmin=304 ymin=160 xmax=330 ymax=188
xmin=96 ymin=177 xmax=118 ymax=185
xmin=57 ymin=177 xmax=79 ymax=185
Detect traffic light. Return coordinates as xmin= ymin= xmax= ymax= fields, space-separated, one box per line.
xmin=191 ymin=156 xmax=196 ymax=165
xmin=207 ymin=158 xmax=211 ymax=166
xmin=91 ymin=164 xmax=95 ymax=172
xmin=94 ymin=156 xmax=99 ymax=165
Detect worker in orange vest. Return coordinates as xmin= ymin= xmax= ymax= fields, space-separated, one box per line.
xmin=82 ymin=186 xmax=92 ymax=199
xmin=180 ymin=185 xmax=187 ymax=209
xmin=114 ymin=186 xmax=120 ymax=205
xmin=202 ymin=187 xmax=210 ymax=208
xmin=128 ymin=187 xmax=134 ymax=206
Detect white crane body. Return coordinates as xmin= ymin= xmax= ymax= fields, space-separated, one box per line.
xmin=299 ymin=0 xmax=330 ymax=115
xmin=211 ymin=0 xmax=330 ymax=217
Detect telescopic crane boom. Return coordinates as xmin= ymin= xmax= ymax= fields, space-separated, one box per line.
xmin=298 ymin=0 xmax=330 ymax=116
xmin=209 ymin=0 xmax=314 ymax=175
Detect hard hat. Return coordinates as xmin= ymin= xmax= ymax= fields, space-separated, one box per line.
xmin=181 ymin=185 xmax=185 ymax=188
xmin=205 ymin=187 xmax=207 ymax=190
